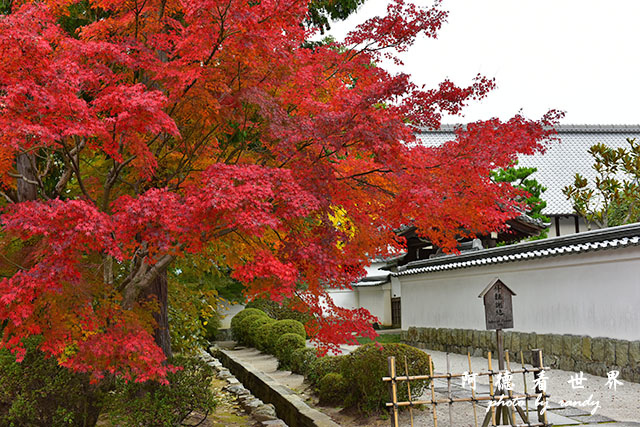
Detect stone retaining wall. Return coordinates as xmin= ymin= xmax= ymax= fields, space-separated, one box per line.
xmin=212 ymin=347 xmax=340 ymax=427
xmin=402 ymin=327 xmax=640 ymax=382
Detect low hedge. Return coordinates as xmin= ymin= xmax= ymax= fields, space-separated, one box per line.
xmin=235 ymin=314 xmax=266 ymax=345
xmin=247 ymin=316 xmax=276 ymax=348
xmin=342 ymin=343 xmax=432 ymax=413
xmin=290 ymin=348 xmax=317 ymax=376
xmin=275 ymin=333 xmax=306 ymax=369
xmin=246 ymin=297 xmax=313 ymax=325
xmin=308 ymin=355 xmax=347 ymax=386
xmin=318 ymin=372 xmax=349 ymax=405
xmin=230 ymin=308 xmax=267 ymax=340
xmin=266 ymin=319 xmax=306 ymax=353
xmin=255 ymin=322 xmax=275 ymax=352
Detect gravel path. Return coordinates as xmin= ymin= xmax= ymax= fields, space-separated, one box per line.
xmin=335 ymin=344 xmax=640 ymax=425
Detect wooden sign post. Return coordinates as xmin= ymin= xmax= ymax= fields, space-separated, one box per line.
xmin=479 ymin=278 xmax=517 ymax=426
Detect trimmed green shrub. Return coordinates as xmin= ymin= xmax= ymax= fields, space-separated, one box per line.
xmin=266 ymin=319 xmax=306 ymax=353
xmin=246 ymin=296 xmax=313 ymax=325
xmin=290 ymin=347 xmax=317 ymax=376
xmin=275 ymin=333 xmax=306 ymax=369
xmin=106 ymin=355 xmax=216 ymax=426
xmin=235 ymin=314 xmax=265 ymax=345
xmin=308 ymin=355 xmax=347 ymax=386
xmin=230 ymin=308 xmax=267 ymax=340
xmin=247 ymin=316 xmax=276 ymax=348
xmin=0 ymin=336 xmax=107 ymax=427
xmin=255 ymin=322 xmax=275 ymax=352
xmin=318 ymin=372 xmax=349 ymax=405
xmin=342 ymin=343 xmax=432 ymax=413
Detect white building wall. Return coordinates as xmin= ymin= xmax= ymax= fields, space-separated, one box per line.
xmin=550 ymin=215 xmax=597 ymax=237
xmin=399 ymin=246 xmax=640 ymax=341
xmin=326 ymin=284 xmax=393 ymax=326
xmin=325 ymin=288 xmax=359 ymax=310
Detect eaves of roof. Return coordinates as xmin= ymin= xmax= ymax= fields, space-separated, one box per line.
xmin=394 ymin=222 xmax=640 ymax=277
xmin=354 ymin=273 xmax=391 ymax=287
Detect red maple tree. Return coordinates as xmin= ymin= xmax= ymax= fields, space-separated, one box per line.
xmin=0 ymin=0 xmax=562 ymax=382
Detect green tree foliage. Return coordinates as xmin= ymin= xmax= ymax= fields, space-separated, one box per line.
xmin=563 ymin=138 xmax=640 ymax=229
xmin=307 ymin=0 xmax=368 ymax=33
xmin=493 ymin=163 xmax=549 ymax=239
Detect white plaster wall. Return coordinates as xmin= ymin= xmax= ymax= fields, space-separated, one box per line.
xmin=399 ymin=246 xmax=640 ymax=341
xmin=326 ymin=285 xmax=393 ymax=325
xmin=551 ymin=216 xmax=598 ymax=237
xmin=357 ymin=285 xmax=392 ymax=325
xmin=364 ymin=260 xmax=389 ymax=276
xmin=326 ymin=288 xmax=359 ymax=311
xmin=391 ymin=275 xmax=402 ymax=298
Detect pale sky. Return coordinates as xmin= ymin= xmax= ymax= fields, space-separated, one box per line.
xmin=327 ymin=0 xmax=640 ymax=125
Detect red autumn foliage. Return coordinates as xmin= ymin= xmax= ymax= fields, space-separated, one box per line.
xmin=0 ymin=0 xmax=562 ymax=381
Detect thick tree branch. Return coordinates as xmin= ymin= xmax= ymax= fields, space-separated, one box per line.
xmin=121 ymin=254 xmax=176 ymax=309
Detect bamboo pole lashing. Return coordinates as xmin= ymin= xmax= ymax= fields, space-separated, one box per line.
xmin=446 ymin=353 xmax=453 ymax=426
xmin=382 ymin=366 xmax=545 ymax=382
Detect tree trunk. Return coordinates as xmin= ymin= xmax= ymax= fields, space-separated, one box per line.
xmin=16 ymin=152 xmax=37 ymax=202
xmin=140 ymin=268 xmax=172 ymax=358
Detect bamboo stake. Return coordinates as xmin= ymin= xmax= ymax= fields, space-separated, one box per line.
xmin=388 ymin=357 xmax=399 ymax=427
xmin=519 ymin=351 xmax=530 ymax=425
xmin=446 ymin=353 xmax=453 ymax=427
xmin=537 ymin=350 xmax=549 ymax=426
xmin=467 ymin=352 xmax=479 ymax=427
xmin=404 ymin=355 xmax=414 ymax=427
xmin=428 ymin=354 xmax=438 ymax=427
xmin=504 ymin=351 xmax=517 ymax=426
xmin=488 ymin=351 xmax=496 ymax=426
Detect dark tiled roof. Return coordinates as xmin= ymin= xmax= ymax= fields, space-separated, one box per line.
xmin=394 ymin=222 xmax=640 ymax=277
xmin=416 ymin=125 xmax=640 ymax=215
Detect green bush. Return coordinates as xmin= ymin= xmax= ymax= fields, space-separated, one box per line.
xmin=235 ymin=314 xmax=265 ymax=345
xmin=341 ymin=343 xmax=432 ymax=413
xmin=247 ymin=316 xmax=276 ymax=348
xmin=318 ymin=372 xmax=349 ymax=405
xmin=290 ymin=347 xmax=317 ymax=376
xmin=246 ymin=296 xmax=313 ymax=325
xmin=106 ymin=355 xmax=216 ymax=427
xmin=266 ymin=319 xmax=306 ymax=353
xmin=275 ymin=333 xmax=306 ymax=369
xmin=255 ymin=322 xmax=275 ymax=352
xmin=308 ymin=355 xmax=347 ymax=386
xmin=230 ymin=308 xmax=267 ymax=340
xmin=0 ymin=336 xmax=107 ymax=427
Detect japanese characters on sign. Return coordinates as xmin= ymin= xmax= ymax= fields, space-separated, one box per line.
xmin=479 ymin=278 xmax=515 ymax=330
